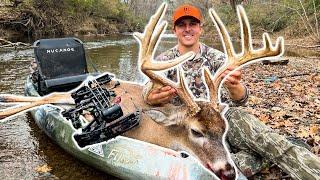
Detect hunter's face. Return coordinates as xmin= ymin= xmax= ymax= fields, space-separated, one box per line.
xmin=173 ymin=17 xmax=202 ymax=48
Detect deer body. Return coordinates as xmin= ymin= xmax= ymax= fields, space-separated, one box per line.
xmin=112 ymin=82 xmax=192 ymax=150
xmin=111 ymin=80 xmax=234 ymax=179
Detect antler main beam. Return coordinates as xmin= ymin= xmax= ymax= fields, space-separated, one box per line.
xmin=133 ymin=3 xmax=200 ymax=116
xmin=0 ymin=93 xmax=74 ymax=120
xmin=206 ymin=5 xmax=284 ymax=106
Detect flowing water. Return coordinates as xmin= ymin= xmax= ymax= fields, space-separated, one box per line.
xmin=0 ymin=34 xmax=317 ymax=179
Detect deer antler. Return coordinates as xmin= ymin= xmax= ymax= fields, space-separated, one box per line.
xmin=205 ymin=5 xmax=284 ymax=110
xmin=0 ymin=93 xmax=74 ymax=120
xmin=133 ymin=3 xmax=200 ymax=116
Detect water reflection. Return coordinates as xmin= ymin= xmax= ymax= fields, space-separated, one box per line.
xmin=86 ymin=36 xmax=143 ymax=82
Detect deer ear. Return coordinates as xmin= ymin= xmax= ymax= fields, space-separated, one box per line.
xmin=144 ymin=106 xmax=187 ymax=126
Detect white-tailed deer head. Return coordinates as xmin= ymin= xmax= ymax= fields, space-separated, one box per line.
xmin=133 ymin=3 xmax=283 ymax=179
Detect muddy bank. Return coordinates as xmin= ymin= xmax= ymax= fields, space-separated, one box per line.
xmin=0 ymin=1 xmax=143 ymax=42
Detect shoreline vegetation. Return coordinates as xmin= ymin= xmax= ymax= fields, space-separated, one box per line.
xmin=0 ymin=0 xmax=144 ymax=43
xmin=0 ymin=0 xmax=319 ymax=48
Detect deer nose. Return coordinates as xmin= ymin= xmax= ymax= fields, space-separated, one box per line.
xmin=216 ymin=163 xmax=236 ymax=180
xmin=207 ymin=161 xmax=236 ymax=180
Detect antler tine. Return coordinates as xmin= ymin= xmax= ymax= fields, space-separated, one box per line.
xmin=148 ymin=21 xmax=167 ymax=57
xmin=257 ymin=33 xmax=284 ymax=58
xmin=133 ymin=2 xmax=200 ymax=116
xmin=203 ymin=68 xmax=220 ymax=111
xmin=263 ymin=33 xmax=272 ymax=51
xmin=236 ymin=5 xmax=284 ymax=66
xmin=238 ymin=5 xmax=252 ymax=56
xmin=133 ymin=3 xmax=165 ymax=64
xmin=209 ymin=8 xmax=236 ymax=61
xmin=178 ymin=68 xmax=201 ymax=115
xmin=143 ymin=3 xmax=166 ymax=57
xmin=206 ymin=5 xmax=284 ymax=107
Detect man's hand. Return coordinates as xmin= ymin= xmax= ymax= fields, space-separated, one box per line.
xmin=221 ymin=66 xmax=246 ymax=101
xmin=221 ymin=66 xmax=242 ymax=87
xmin=147 ymin=86 xmax=177 ymax=105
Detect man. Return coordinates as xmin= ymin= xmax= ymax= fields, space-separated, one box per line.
xmin=144 ymin=4 xmax=247 ymax=106
xmin=143 ymin=4 xmax=320 ymax=179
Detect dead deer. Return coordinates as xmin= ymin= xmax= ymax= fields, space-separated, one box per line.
xmin=0 ymin=3 xmax=283 ymax=179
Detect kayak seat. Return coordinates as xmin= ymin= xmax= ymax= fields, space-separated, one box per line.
xmin=33 ymin=37 xmax=91 ymax=95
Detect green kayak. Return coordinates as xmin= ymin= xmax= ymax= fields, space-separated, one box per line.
xmin=24 ymin=75 xmax=217 ymax=179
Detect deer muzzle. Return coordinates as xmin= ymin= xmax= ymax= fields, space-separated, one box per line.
xmin=206 ymin=160 xmax=236 ymax=180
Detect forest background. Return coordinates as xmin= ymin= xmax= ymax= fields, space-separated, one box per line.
xmin=0 ymin=0 xmax=320 ymax=45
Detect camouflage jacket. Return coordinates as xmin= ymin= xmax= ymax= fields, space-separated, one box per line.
xmin=143 ymin=43 xmax=249 ymax=106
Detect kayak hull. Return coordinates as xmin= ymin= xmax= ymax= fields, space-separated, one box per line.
xmin=25 ymin=75 xmax=217 ymax=180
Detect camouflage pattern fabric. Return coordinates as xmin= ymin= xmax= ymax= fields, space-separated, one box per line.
xmin=151 ymin=43 xmax=248 ymax=106
xmin=225 ymin=108 xmax=320 ymax=179
xmin=230 ymin=150 xmax=270 ymax=177
xmin=156 ymin=43 xmax=225 ymax=100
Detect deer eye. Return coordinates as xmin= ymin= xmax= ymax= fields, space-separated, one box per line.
xmin=191 ymin=129 xmax=204 ymax=138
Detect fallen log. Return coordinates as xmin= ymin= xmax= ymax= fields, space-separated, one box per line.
xmin=263 ymin=71 xmax=320 ymax=83
xmin=286 ymin=43 xmax=320 ymax=49
xmin=262 ymin=58 xmax=289 ymax=65
xmin=0 ymin=38 xmax=31 ymax=49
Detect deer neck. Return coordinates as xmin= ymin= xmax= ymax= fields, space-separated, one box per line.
xmin=125 ymin=115 xmax=194 ymax=152
xmin=156 ymin=125 xmax=197 ymax=157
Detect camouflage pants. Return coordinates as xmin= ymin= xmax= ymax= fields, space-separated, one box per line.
xmin=225 ymin=108 xmax=320 ymax=179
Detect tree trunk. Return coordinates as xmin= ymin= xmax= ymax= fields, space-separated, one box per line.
xmin=230 ymin=0 xmax=244 ymax=12
xmin=230 ymin=0 xmax=237 ymax=12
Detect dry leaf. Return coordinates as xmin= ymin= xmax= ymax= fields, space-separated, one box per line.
xmin=271 ymin=107 xmax=282 ymax=111
xmin=314 ymin=136 xmax=320 ymax=143
xmin=36 ymin=164 xmax=52 ymax=173
xmin=311 ymin=74 xmax=320 ymax=82
xmin=259 ymin=114 xmax=269 ymax=124
xmin=310 ymin=124 xmax=320 ymax=136
xmin=249 ymin=96 xmax=262 ymax=104
xmin=272 ymin=81 xmax=281 ymax=89
xmin=283 ymin=120 xmax=294 ymax=127
xmin=311 ymin=146 xmax=320 ymax=155
xmin=297 ymin=127 xmax=310 ymax=138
